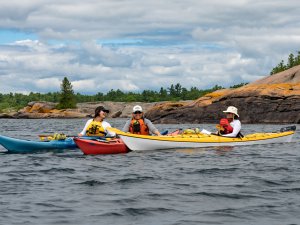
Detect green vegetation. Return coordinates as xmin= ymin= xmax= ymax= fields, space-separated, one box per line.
xmin=0 ymin=81 xmax=247 ymax=112
xmin=0 ymin=92 xmax=61 ymax=113
xmin=270 ymin=51 xmax=300 ymax=75
xmin=56 ymin=77 xmax=76 ymax=109
xmin=230 ymin=82 xmax=248 ymax=89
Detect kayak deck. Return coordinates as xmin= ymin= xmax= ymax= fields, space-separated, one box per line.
xmin=74 ymin=137 xmax=129 ymax=155
xmin=0 ymin=135 xmax=77 ymax=153
xmin=107 ymin=127 xmax=296 ymax=151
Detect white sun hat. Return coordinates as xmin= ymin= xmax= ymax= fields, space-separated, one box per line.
xmin=133 ymin=105 xmax=143 ymax=112
xmin=223 ymin=106 xmax=239 ymax=117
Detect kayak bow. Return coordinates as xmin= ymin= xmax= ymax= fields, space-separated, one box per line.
xmin=74 ymin=137 xmax=129 ymax=155
xmin=0 ymin=135 xmax=77 ymax=153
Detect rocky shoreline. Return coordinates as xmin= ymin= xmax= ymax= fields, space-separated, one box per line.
xmin=1 ymin=65 xmax=300 ymax=124
xmin=0 ymin=101 xmax=161 ymax=119
xmin=145 ymin=65 xmax=300 ymax=124
xmin=145 ymin=83 xmax=300 ymax=124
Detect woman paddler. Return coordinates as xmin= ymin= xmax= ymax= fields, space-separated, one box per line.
xmin=219 ymin=106 xmax=242 ymax=138
xmin=78 ymin=106 xmax=115 ymax=137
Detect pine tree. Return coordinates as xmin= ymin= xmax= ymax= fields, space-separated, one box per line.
xmin=270 ymin=51 xmax=300 ymax=75
xmin=174 ymin=83 xmax=182 ymax=97
xmin=57 ymin=77 xmax=76 ymax=109
xmin=287 ymin=53 xmax=295 ymax=68
xmin=295 ymin=51 xmax=300 ymax=65
xmin=168 ymin=84 xmax=176 ymax=97
xmin=159 ymin=87 xmax=168 ymax=99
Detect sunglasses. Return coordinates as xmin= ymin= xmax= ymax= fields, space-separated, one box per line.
xmin=133 ymin=111 xmax=142 ymax=114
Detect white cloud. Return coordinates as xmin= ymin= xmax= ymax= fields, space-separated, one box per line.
xmin=72 ymin=79 xmax=96 ymax=92
xmin=34 ymin=77 xmax=61 ymax=90
xmin=0 ymin=0 xmax=300 ymax=94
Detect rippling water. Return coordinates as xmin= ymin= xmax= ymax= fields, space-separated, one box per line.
xmin=0 ymin=119 xmax=299 ymax=225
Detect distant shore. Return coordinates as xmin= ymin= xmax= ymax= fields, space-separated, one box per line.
xmin=0 ymin=101 xmax=161 ymax=119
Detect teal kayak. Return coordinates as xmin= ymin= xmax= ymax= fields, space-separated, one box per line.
xmin=0 ymin=135 xmax=77 ymax=153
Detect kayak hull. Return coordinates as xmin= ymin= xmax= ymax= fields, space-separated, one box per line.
xmin=107 ymin=127 xmax=296 ymax=151
xmin=74 ymin=137 xmax=129 ymax=155
xmin=0 ymin=135 xmax=77 ymax=153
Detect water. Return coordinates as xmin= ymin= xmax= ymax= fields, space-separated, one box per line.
xmin=0 ymin=119 xmax=299 ymax=225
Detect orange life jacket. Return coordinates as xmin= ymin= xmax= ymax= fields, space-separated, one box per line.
xmin=129 ymin=119 xmax=149 ymax=135
xmin=219 ymin=118 xmax=233 ymax=134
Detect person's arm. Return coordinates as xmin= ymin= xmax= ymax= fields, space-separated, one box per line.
xmin=102 ymin=122 xmax=116 ymax=137
xmin=78 ymin=119 xmax=92 ymax=136
xmin=145 ymin=119 xmax=161 ymax=135
xmin=122 ymin=120 xmax=131 ymax=132
xmin=222 ymin=120 xmax=241 ymax=137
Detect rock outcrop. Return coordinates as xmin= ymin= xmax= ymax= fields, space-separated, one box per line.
xmin=0 ymin=101 xmax=160 ymax=119
xmin=1 ymin=66 xmax=300 ymax=123
xmin=145 ymin=66 xmax=300 ymax=124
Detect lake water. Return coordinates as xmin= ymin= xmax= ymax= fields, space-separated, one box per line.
xmin=0 ymin=119 xmax=299 ymax=225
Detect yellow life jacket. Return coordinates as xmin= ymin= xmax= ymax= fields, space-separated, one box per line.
xmin=183 ymin=128 xmax=200 ymax=134
xmin=85 ymin=120 xmax=106 ymax=136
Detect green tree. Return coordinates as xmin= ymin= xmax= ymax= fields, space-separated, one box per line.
xmin=287 ymin=53 xmax=295 ymax=68
xmin=270 ymin=51 xmax=300 ymax=75
xmin=168 ymin=84 xmax=176 ymax=97
xmin=174 ymin=83 xmax=182 ymax=97
xmin=295 ymin=51 xmax=300 ymax=65
xmin=159 ymin=87 xmax=168 ymax=100
xmin=57 ymin=77 xmax=76 ymax=109
xmin=230 ymin=82 xmax=249 ymax=89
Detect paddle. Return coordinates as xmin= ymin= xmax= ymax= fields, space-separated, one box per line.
xmin=38 ymin=133 xmax=115 ymax=141
xmin=39 ymin=128 xmax=172 ymax=141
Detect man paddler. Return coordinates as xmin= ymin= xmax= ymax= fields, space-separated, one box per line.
xmin=122 ymin=105 xmax=161 ymax=136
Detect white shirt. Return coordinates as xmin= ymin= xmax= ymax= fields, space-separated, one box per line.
xmin=80 ymin=119 xmax=116 ymax=137
xmin=222 ymin=119 xmax=241 ymax=137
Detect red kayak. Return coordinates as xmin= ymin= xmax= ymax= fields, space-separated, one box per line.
xmin=74 ymin=137 xmax=129 ymax=155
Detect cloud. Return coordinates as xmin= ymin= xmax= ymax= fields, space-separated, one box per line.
xmin=34 ymin=77 xmax=61 ymax=90
xmin=0 ymin=0 xmax=300 ymax=94
xmin=72 ymin=79 xmax=96 ymax=92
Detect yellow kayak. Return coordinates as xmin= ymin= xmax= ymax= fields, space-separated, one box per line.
xmin=108 ymin=126 xmax=296 ymax=151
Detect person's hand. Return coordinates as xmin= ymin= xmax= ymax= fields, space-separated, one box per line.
xmin=155 ymin=131 xmax=161 ymax=136
xmin=78 ymin=133 xmax=83 ymax=137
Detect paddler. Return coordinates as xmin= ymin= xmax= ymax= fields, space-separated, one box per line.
xmin=78 ymin=106 xmax=115 ymax=137
xmin=123 ymin=105 xmax=161 ymax=136
xmin=219 ymin=106 xmax=242 ymax=137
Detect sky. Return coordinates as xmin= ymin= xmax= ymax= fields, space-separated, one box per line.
xmin=0 ymin=0 xmax=300 ymax=94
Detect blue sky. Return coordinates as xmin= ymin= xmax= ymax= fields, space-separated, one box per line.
xmin=0 ymin=0 xmax=300 ymax=94
xmin=0 ymin=29 xmax=37 ymax=44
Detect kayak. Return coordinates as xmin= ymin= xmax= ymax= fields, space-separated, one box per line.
xmin=0 ymin=135 xmax=77 ymax=153
xmin=107 ymin=126 xmax=296 ymax=151
xmin=74 ymin=137 xmax=129 ymax=155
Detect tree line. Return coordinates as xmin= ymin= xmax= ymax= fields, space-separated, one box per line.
xmin=3 ymin=49 xmax=298 ymax=112
xmin=0 ymin=77 xmax=247 ymax=112
xmin=270 ymin=51 xmax=300 ymax=75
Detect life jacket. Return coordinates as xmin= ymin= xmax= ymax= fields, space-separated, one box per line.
xmin=85 ymin=120 xmax=106 ymax=136
xmin=129 ymin=119 xmax=149 ymax=135
xmin=183 ymin=128 xmax=200 ymax=134
xmin=219 ymin=118 xmax=233 ymax=134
